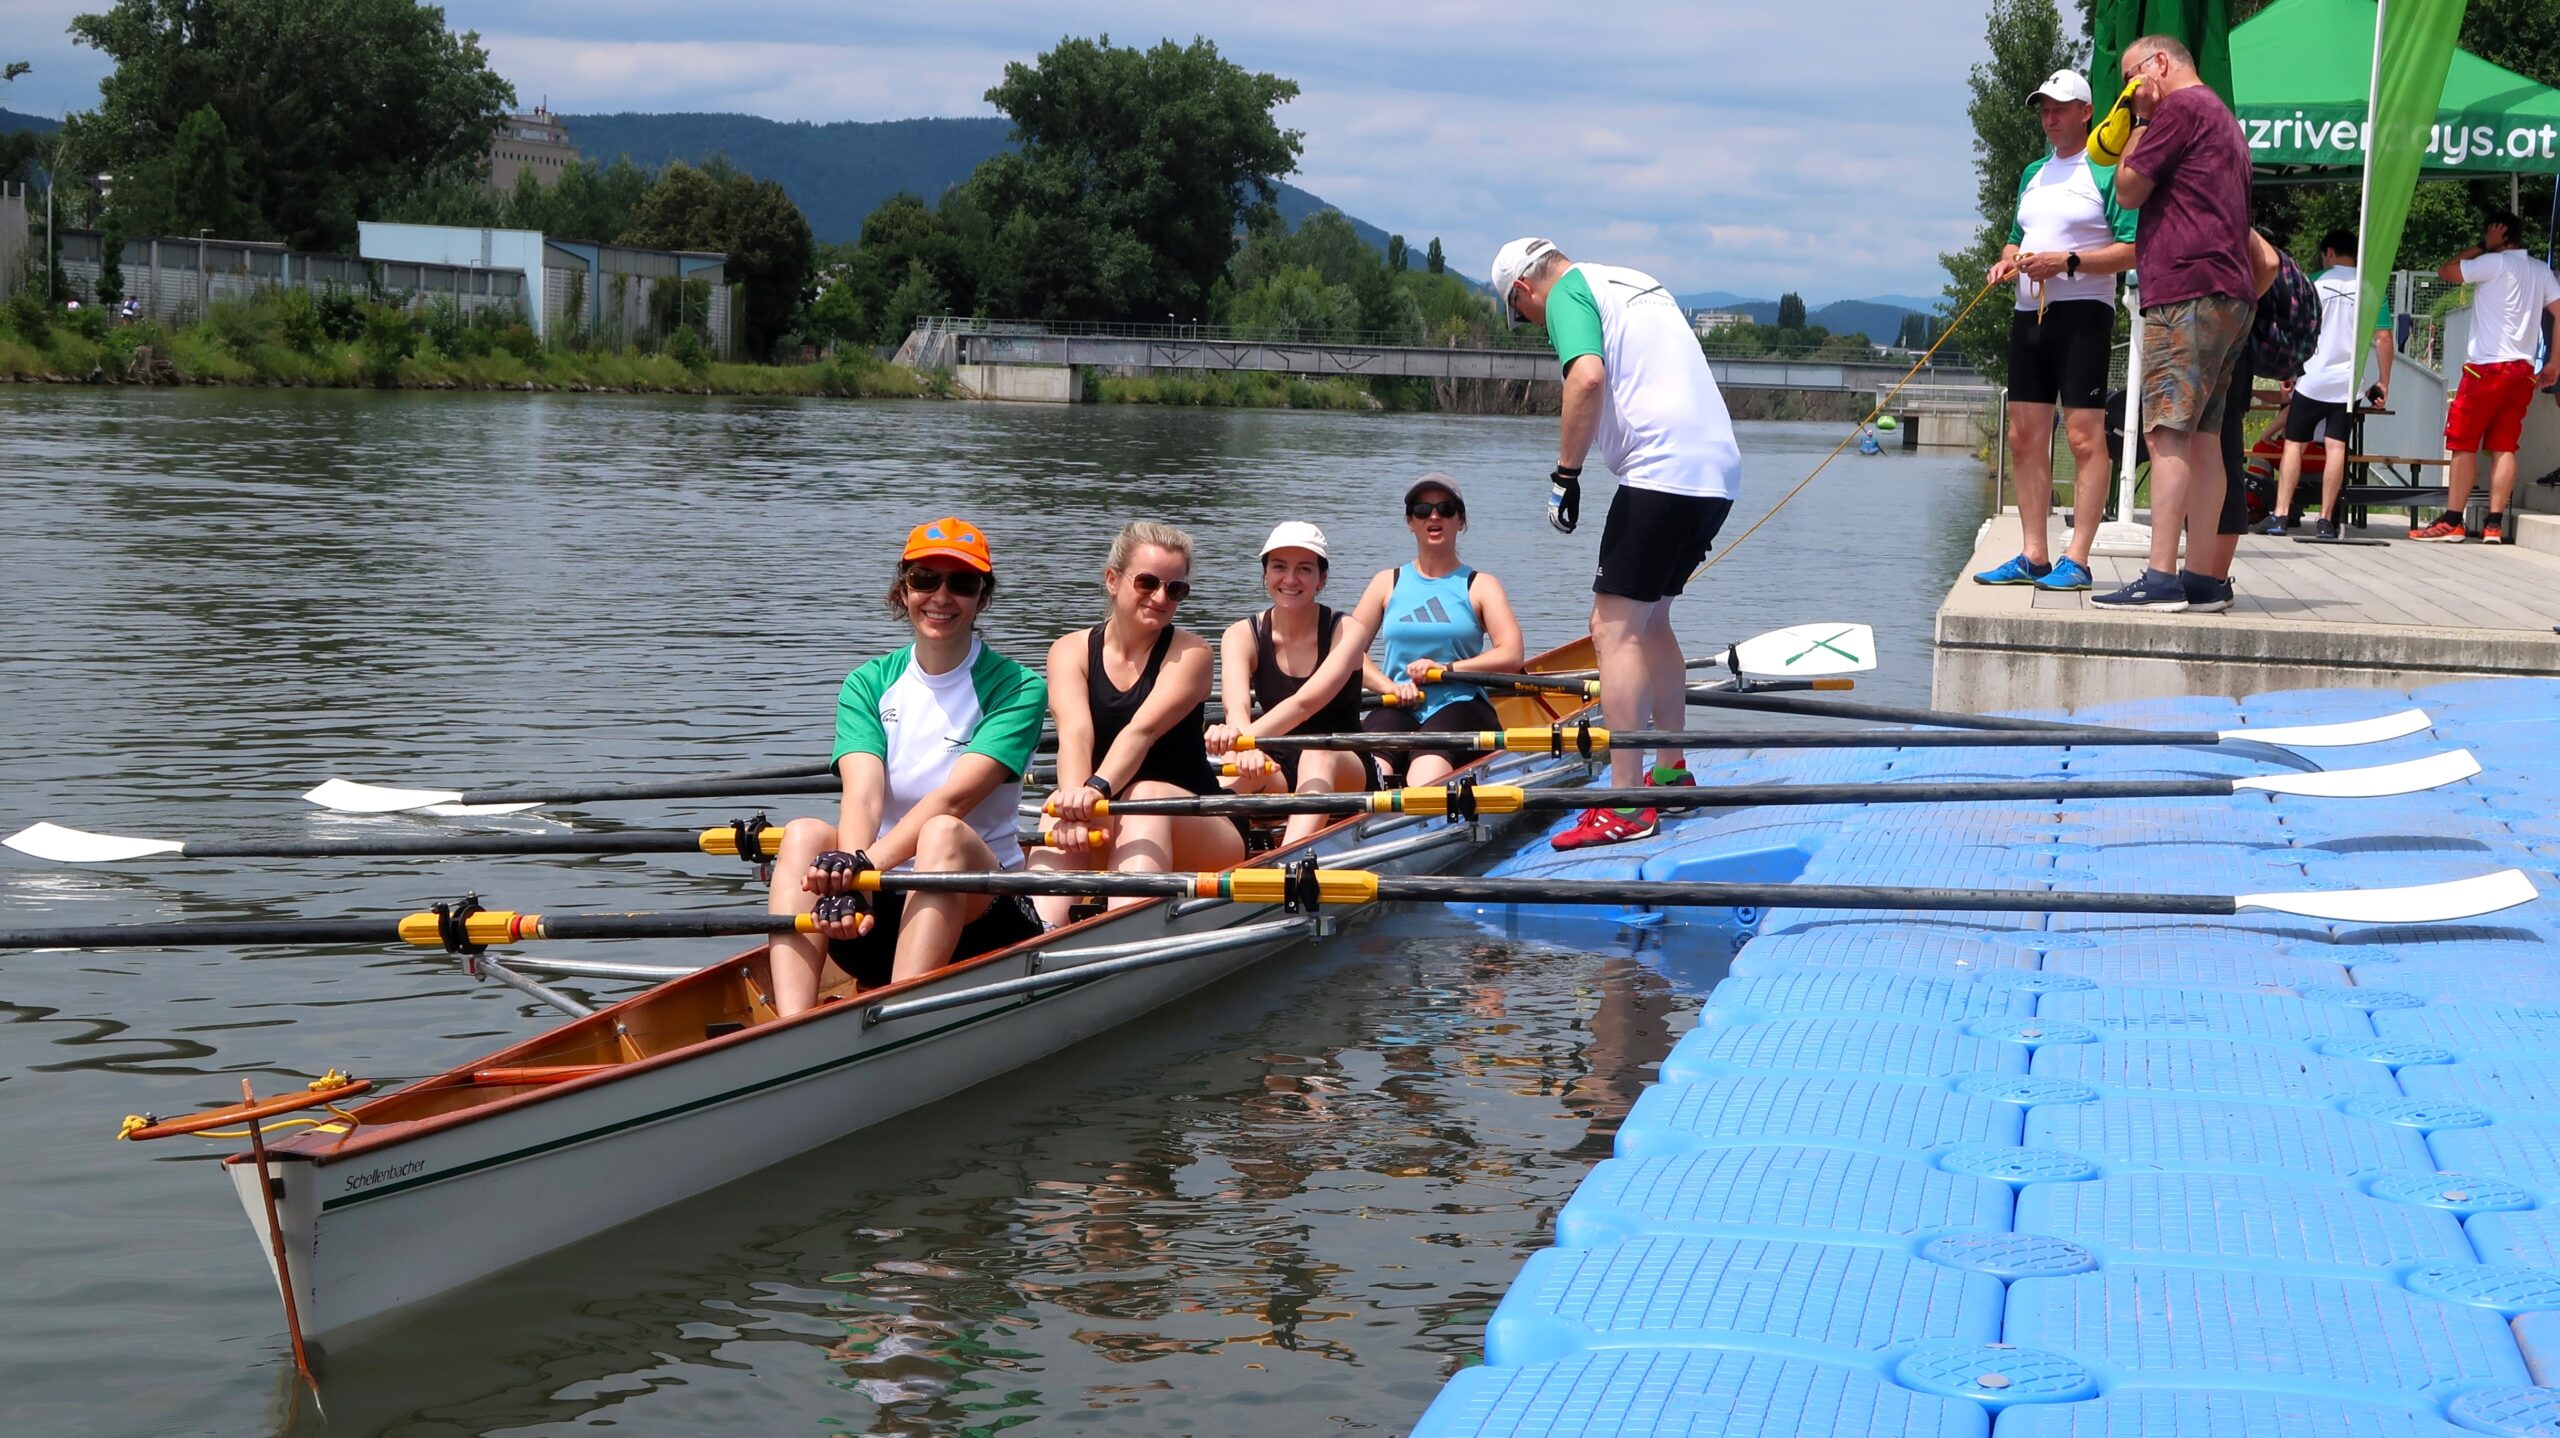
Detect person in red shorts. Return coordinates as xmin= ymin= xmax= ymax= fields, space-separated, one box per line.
xmin=2418 ymin=211 xmax=2560 ymax=544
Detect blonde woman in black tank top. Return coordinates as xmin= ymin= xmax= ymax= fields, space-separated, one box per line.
xmin=1031 ymin=521 xmax=1247 ymax=928
xmin=1207 ymin=522 xmax=1377 ymax=848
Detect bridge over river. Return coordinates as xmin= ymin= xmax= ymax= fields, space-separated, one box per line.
xmin=899 ymin=316 xmax=1994 ymax=440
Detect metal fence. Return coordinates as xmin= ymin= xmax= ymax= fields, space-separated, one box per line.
xmin=53 ymin=229 xmax=526 ymax=328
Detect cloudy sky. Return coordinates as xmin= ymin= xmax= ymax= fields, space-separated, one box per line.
xmin=4 ymin=0 xmax=1996 ymax=302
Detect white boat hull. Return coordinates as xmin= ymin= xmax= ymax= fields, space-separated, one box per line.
xmin=231 ymin=751 xmax=1588 ymax=1339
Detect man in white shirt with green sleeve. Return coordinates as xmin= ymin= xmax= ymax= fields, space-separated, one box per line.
xmin=1491 ymin=237 xmax=1741 ymax=850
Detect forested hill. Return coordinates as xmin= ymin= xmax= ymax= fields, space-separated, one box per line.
xmin=0 ymin=107 xmax=61 ymax=134
xmin=561 ymin=112 xmax=1402 ymax=254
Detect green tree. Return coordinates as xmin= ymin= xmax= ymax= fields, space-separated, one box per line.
xmin=1425 ymin=236 xmax=1444 ymax=275
xmin=112 ymin=103 xmax=251 ymax=237
xmin=622 ymin=160 xmax=816 ymax=360
xmin=1939 ymin=0 xmax=2082 ymax=382
xmin=94 ymin=216 xmax=124 ymax=308
xmin=70 ymin=0 xmax=514 ymax=251
xmin=1776 ymin=291 xmax=1807 ymax=329
xmin=964 ymin=35 xmax=1302 ymax=322
xmin=1387 ymin=233 xmax=1408 ymax=272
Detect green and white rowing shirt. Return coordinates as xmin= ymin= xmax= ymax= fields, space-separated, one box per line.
xmin=2006 ymin=150 xmax=2138 ymax=309
xmin=1544 ymin=263 xmax=1742 ymax=499
xmin=832 ymin=638 xmax=1047 ymax=869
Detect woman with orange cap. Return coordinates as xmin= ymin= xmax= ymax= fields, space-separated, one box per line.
xmin=1206 ymin=521 xmax=1378 ymax=848
xmin=770 ymin=517 xmax=1050 ymax=1015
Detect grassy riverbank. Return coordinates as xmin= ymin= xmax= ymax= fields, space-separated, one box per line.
xmin=0 ymin=290 xmax=938 ymax=398
xmin=1091 ymin=370 xmax=1392 ymax=409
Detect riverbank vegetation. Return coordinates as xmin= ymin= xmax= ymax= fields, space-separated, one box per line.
xmin=0 ymin=286 xmax=931 ymax=396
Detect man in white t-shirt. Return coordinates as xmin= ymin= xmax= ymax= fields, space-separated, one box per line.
xmin=1975 ymin=68 xmax=2137 ymax=594
xmin=2418 ymin=211 xmax=2560 ymax=544
xmin=1491 ymin=236 xmax=1741 ymax=848
xmin=2269 ymin=228 xmax=2393 ymax=541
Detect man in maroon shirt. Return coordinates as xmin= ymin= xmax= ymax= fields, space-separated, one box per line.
xmin=2094 ymin=34 xmax=2256 ymax=613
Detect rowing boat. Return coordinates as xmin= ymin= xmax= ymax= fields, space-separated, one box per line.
xmin=208 ymin=639 xmax=1602 ymax=1344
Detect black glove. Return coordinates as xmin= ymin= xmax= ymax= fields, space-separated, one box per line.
xmin=810 ymin=849 xmax=875 ymax=910
xmin=814 ymin=893 xmax=872 ymax=926
xmin=1548 ymin=465 xmax=1582 ymax=534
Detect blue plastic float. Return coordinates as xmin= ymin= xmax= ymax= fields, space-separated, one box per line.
xmin=1412 ymin=678 xmax=2560 ymax=1438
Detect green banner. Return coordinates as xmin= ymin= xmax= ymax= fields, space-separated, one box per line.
xmin=2092 ymin=0 xmax=2235 ymax=110
xmin=2358 ymin=0 xmax=2471 ymax=352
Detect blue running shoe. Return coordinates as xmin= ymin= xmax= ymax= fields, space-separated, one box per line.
xmin=1972 ymin=554 xmax=2053 ymax=586
xmin=2034 ymin=557 xmax=2093 ymax=591
xmin=2180 ymin=570 xmax=2233 ymax=614
xmin=2090 ymin=568 xmax=2189 ymax=611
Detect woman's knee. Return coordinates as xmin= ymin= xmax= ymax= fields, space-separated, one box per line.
xmin=773 ymin=816 xmax=837 ymax=866
xmin=915 ymin=813 xmax=989 ymax=870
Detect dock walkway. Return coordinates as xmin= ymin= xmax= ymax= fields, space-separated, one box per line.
xmin=1933 ymin=512 xmax=2560 ymax=710
xmin=1412 ymin=680 xmax=2560 ymax=1437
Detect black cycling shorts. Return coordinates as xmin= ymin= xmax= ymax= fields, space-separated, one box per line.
xmin=1594 ymin=487 xmax=1734 ymax=602
xmin=2216 ymin=348 xmax=2254 ymax=536
xmin=2007 ymin=300 xmax=2114 ymax=409
xmin=2284 ymin=395 xmax=2349 ymax=446
xmin=828 ymin=890 xmax=1043 ymax=989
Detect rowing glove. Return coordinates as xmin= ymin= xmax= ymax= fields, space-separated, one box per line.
xmin=1548 ymin=465 xmax=1582 ymax=534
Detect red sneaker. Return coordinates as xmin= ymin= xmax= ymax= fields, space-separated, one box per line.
xmin=1552 ymin=806 xmax=1661 ymax=850
xmin=2408 ymin=518 xmax=2465 ymax=542
xmin=2483 ymin=518 xmax=2505 ymax=544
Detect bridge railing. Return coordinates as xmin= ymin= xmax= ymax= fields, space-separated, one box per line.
xmin=916 ymin=314 xmax=1981 ymax=374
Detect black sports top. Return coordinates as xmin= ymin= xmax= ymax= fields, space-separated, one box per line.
xmin=1085 ymin=624 xmax=1218 ymax=794
xmin=1250 ymin=605 xmax=1363 ymax=737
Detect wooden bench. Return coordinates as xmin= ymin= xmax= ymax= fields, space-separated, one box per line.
xmin=2280 ymin=454 xmax=2452 ymax=531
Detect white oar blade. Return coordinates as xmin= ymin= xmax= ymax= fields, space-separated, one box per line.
xmin=2239 ymin=868 xmax=2540 ymax=925
xmin=3 ymin=822 xmax=186 ymax=863
xmin=1732 ymin=623 xmax=1878 ymax=679
xmin=2221 ymin=708 xmax=2432 ymax=748
xmin=2234 ymin=748 xmax=2480 ymax=799
xmin=302 ymin=778 xmax=469 ymax=814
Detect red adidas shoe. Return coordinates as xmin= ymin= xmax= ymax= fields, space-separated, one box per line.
xmin=1552 ymin=806 xmax=1661 ymax=850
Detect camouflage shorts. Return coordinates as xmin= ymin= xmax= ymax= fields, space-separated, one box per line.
xmin=2139 ymin=295 xmax=2254 ymax=434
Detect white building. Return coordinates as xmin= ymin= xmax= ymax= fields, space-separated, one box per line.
xmin=1692 ymin=309 xmax=1751 ymax=338
xmin=360 ymin=222 xmax=735 ymax=355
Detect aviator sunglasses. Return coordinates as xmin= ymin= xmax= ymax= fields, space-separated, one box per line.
xmin=1125 ymin=571 xmax=1193 ymax=603
xmin=1407 ymin=498 xmax=1462 ymax=520
xmin=903 ymin=566 xmax=989 ymax=597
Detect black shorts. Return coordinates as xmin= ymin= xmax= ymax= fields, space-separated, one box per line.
xmin=2284 ymin=395 xmax=2349 ymax=445
xmin=2216 ymin=348 xmax=2254 ymax=536
xmin=2007 ymin=301 xmax=2114 ymax=409
xmin=1362 ymin=695 xmax=1501 ymax=777
xmin=827 ymin=889 xmax=1043 ymax=989
xmin=1594 ymin=488 xmax=1734 ymax=602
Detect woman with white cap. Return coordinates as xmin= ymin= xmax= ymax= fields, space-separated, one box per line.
xmin=1351 ymin=473 xmax=1525 ymax=789
xmin=1206 ymin=522 xmax=1379 ymax=847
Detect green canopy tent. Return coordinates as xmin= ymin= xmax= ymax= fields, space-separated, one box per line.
xmin=2233 ymin=0 xmax=2560 ymax=178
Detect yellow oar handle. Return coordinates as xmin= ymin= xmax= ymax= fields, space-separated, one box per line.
xmin=1203 ymin=869 xmax=1382 ymax=904
xmin=696 ymin=825 xmax=788 ymax=858
xmin=1482 ymin=726 xmax=1614 ymax=753
xmin=395 ymin=909 xmax=828 ymax=946
xmin=1368 ymin=784 xmax=1526 ymax=815
xmin=1036 ymin=824 xmax=1112 ymax=847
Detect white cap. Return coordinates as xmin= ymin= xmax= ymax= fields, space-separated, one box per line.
xmin=1488 ymin=237 xmax=1561 ymax=328
xmin=1259 ymin=521 xmax=1330 ymax=562
xmin=2029 ymin=69 xmax=2092 ymax=106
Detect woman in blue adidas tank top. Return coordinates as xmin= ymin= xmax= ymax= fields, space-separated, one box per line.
xmin=1351 ymin=474 xmax=1525 ymax=788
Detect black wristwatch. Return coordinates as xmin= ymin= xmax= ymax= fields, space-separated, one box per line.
xmin=1082 ymin=773 xmax=1116 ymax=800
xmin=2065 ymin=252 xmax=2081 ymax=277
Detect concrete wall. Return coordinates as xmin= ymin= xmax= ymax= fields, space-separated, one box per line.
xmin=954 ymin=363 xmax=1077 ymax=403
xmin=359 ymin=223 xmax=554 ymax=339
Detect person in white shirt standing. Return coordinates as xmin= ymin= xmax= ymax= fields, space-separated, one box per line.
xmin=1974 ymin=68 xmax=2138 ymax=593
xmin=1491 ymin=237 xmax=1742 ymax=850
xmin=2417 ymin=211 xmax=2560 ymax=544
xmin=2267 ymin=228 xmax=2393 ymax=541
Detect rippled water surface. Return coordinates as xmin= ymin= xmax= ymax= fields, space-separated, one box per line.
xmin=0 ymin=390 xmax=1991 ymax=1436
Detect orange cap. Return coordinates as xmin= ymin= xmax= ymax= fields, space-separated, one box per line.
xmin=903 ymin=517 xmax=993 ymax=573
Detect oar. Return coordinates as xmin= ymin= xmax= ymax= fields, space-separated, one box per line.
xmin=1 ymin=818 xmax=1071 ymax=866
xmin=1678 ymin=688 xmax=2436 ymax=747
xmin=4 ymin=865 xmax=2532 ymax=952
xmin=1069 ymin=750 xmax=2480 ymax=819
xmin=1236 ymin=716 xmax=2417 ymax=756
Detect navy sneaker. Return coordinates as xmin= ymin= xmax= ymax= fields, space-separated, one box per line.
xmin=2256 ymin=515 xmax=2290 ymax=536
xmin=2091 ymin=568 xmax=2189 ymax=611
xmin=2180 ymin=570 xmax=2233 ymax=614
xmin=1972 ymin=554 xmax=2053 ymax=585
xmin=2033 ymin=556 xmax=2093 ymax=591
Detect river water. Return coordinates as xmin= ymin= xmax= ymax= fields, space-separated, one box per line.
xmin=0 ymin=390 xmax=1992 ymax=1437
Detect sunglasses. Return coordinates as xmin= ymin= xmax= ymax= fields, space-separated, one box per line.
xmin=1407 ymin=499 xmax=1463 ymax=520
xmin=904 ymin=567 xmax=988 ymax=598
xmin=1126 ymin=572 xmax=1192 ymax=603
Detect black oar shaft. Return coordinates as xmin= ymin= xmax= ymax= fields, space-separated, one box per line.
xmin=1088 ymin=777 xmax=2240 ymax=817
xmin=1686 ymin=688 xmax=2102 ymax=733
xmin=1375 ymin=875 xmax=2234 ymax=916
xmin=1244 ymin=726 xmax=2219 ymax=752
xmin=455 ymin=774 xmax=843 ymax=806
xmin=1 ymin=918 xmax=403 ymax=949
xmin=184 ymin=829 xmax=728 ymax=860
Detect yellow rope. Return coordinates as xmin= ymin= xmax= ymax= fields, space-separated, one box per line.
xmin=1689 ymin=276 xmax=2006 ymax=582
xmin=114 ymin=1071 xmax=363 ymax=1141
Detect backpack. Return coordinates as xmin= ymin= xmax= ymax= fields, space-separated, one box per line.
xmin=2251 ymin=248 xmax=2320 ymax=382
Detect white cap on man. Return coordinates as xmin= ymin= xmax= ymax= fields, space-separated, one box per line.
xmin=1259 ymin=521 xmax=1330 ymax=562
xmin=1488 ymin=237 xmax=1561 ymax=328
xmin=2029 ymin=69 xmax=2092 ymax=106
